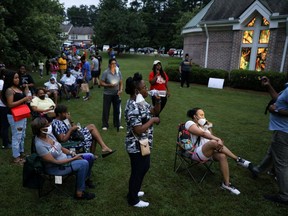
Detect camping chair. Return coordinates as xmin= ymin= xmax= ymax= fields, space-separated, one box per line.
xmin=173 ymin=123 xmax=214 ymax=183
xmin=24 ymin=136 xmax=77 ymax=198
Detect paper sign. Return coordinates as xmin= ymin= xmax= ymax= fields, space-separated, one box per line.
xmin=208 ymin=78 xmax=224 ymax=89
xmin=55 ymin=176 xmax=62 ymax=184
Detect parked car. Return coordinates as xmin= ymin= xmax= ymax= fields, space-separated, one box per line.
xmin=167 ymin=48 xmax=176 ymax=56
xmin=102 ymin=45 xmax=110 ymax=52
xmin=175 ymin=49 xmax=183 ymax=57
xmin=143 ymin=47 xmax=155 ymax=54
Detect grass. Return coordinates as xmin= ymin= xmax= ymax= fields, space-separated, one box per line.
xmin=0 ymin=53 xmax=286 ymax=216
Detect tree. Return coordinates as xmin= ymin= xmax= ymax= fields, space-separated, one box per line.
xmin=0 ymin=0 xmax=65 ymax=66
xmin=94 ymin=0 xmax=147 ymax=51
xmin=67 ymin=5 xmax=98 ymax=27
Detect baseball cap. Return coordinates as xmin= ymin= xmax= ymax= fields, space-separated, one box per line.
xmin=153 ymin=60 xmax=161 ymax=65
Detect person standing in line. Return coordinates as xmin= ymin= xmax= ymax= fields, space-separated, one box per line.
xmin=0 ymin=68 xmax=11 ymax=149
xmin=95 ymin=52 xmax=102 ymax=88
xmin=100 ymin=59 xmax=123 ymax=131
xmin=45 ymin=58 xmax=51 ymax=76
xmin=38 ymin=59 xmax=44 ymax=78
xmin=148 ymin=60 xmax=170 ymax=116
xmin=18 ymin=65 xmax=36 ymax=95
xmin=80 ymin=55 xmax=92 ymax=101
xmin=260 ymin=76 xmax=288 ymax=205
xmin=58 ymin=53 xmax=67 ymax=77
xmin=1 ymin=71 xmax=32 ymax=165
xmin=179 ymin=53 xmax=192 ymax=88
xmin=90 ymin=55 xmax=99 ymax=88
xmin=124 ymin=72 xmax=161 ymax=207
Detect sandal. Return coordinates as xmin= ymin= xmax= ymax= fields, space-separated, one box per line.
xmin=102 ymin=150 xmax=116 ymax=158
xmin=75 ymin=191 xmax=95 ymax=200
xmin=13 ymin=157 xmax=24 ymax=165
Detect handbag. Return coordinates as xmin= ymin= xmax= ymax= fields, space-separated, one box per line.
xmin=11 ymin=104 xmax=31 ymax=121
xmin=81 ymin=83 xmax=89 ymax=93
xmin=70 ymin=129 xmax=85 ymax=142
xmin=139 ymin=138 xmax=150 ymax=156
xmin=132 ymin=130 xmax=150 ymax=156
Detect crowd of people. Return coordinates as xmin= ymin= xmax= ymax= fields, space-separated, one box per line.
xmin=0 ymin=51 xmax=287 ymax=207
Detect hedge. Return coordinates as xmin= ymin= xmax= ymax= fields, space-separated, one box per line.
xmin=165 ymin=64 xmax=287 ymax=92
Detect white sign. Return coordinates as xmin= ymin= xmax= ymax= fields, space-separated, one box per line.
xmin=208 ymin=78 xmax=224 ymax=89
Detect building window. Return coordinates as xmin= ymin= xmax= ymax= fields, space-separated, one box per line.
xmin=240 ymin=15 xmax=270 ymax=71
xmin=71 ymin=35 xmax=78 ymax=40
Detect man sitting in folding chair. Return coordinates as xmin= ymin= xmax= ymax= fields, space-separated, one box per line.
xmin=31 ymin=117 xmax=96 ymax=200
xmin=184 ymin=107 xmax=251 ymax=195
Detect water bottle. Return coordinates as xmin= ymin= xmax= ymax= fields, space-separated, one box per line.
xmin=26 ymin=87 xmax=32 ymax=103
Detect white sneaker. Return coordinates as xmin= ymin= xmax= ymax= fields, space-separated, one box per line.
xmin=138 ymin=191 xmax=144 ymax=197
xmin=133 ymin=200 xmax=149 ymax=208
xmin=119 ymin=126 xmax=124 ymax=129
xmin=236 ymin=157 xmax=251 ymax=168
xmin=221 ymin=182 xmax=240 ymax=195
xmin=102 ymin=127 xmax=107 ymax=131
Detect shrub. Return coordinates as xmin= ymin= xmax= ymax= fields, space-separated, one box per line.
xmin=165 ymin=64 xmax=287 ymax=92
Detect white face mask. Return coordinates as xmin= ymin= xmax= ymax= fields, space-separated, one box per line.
xmin=136 ymin=93 xmax=146 ymax=105
xmin=41 ymin=125 xmax=52 ymax=134
xmin=198 ymin=118 xmax=207 ymax=126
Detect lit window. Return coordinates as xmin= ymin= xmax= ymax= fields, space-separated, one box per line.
xmin=247 ymin=17 xmax=256 ymax=27
xmin=242 ymin=30 xmax=254 ymax=44
xmin=255 ymin=48 xmax=268 ymax=71
xmin=261 ymin=17 xmax=270 ymax=26
xmin=240 ymin=48 xmax=251 ymax=70
xmin=259 ymin=30 xmax=270 ymax=44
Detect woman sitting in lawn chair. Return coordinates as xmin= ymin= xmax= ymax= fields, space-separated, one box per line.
xmin=185 ymin=107 xmax=251 ymax=195
xmin=31 ymin=117 xmax=96 ymax=200
xmin=51 ymin=104 xmax=116 ymax=158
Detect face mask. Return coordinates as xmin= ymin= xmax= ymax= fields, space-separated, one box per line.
xmin=41 ymin=125 xmax=52 ymax=134
xmin=39 ymin=95 xmax=45 ymax=100
xmin=135 ymin=93 xmax=146 ymax=105
xmin=198 ymin=118 xmax=207 ymax=126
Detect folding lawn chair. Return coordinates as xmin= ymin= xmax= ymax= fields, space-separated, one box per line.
xmin=173 ymin=123 xmax=214 ymax=183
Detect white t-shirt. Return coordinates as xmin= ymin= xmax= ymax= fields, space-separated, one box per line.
xmin=0 ymin=80 xmax=6 ymax=107
xmin=60 ymin=75 xmax=76 ymax=86
xmin=44 ymin=81 xmax=59 ymax=90
xmin=185 ymin=120 xmax=211 ymax=146
xmin=39 ymin=62 xmax=44 ymax=70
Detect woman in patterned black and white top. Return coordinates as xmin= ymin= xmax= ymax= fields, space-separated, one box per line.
xmin=124 ymin=72 xmax=160 ymax=208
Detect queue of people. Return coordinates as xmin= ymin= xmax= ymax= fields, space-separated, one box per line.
xmin=0 ymin=54 xmax=287 ymax=207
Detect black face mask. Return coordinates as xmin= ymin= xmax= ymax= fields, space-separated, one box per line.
xmin=39 ymin=95 xmax=45 ymax=100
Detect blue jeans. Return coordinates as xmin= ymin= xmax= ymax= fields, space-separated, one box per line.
xmin=7 ymin=114 xmax=26 ymax=158
xmin=45 ymin=153 xmax=94 ymax=192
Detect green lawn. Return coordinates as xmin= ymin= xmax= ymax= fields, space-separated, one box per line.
xmin=0 ymin=53 xmax=286 ymax=216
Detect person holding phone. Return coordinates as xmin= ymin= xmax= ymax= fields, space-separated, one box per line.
xmin=258 ymin=76 xmax=288 ymax=204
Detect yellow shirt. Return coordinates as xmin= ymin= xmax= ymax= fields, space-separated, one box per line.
xmin=58 ymin=57 xmax=67 ymax=70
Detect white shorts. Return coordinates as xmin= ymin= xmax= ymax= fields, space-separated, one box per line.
xmin=191 ymin=144 xmax=211 ymax=162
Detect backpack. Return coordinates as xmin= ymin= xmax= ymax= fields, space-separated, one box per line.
xmin=177 ymin=123 xmax=200 ymax=152
xmin=22 ymin=153 xmax=45 ymax=189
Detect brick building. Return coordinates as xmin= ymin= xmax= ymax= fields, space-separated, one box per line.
xmin=182 ymin=0 xmax=288 ymax=72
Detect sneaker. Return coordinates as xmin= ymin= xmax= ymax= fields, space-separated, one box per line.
xmin=83 ymin=96 xmax=89 ymax=101
xmin=133 ymin=200 xmax=149 ymax=208
xmin=102 ymin=127 xmax=108 ymax=131
xmin=221 ymin=182 xmax=240 ymax=195
xmin=236 ymin=157 xmax=251 ymax=168
xmin=119 ymin=126 xmax=124 ymax=129
xmin=138 ymin=191 xmax=144 ymax=197
xmin=82 ymin=96 xmax=86 ymax=99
